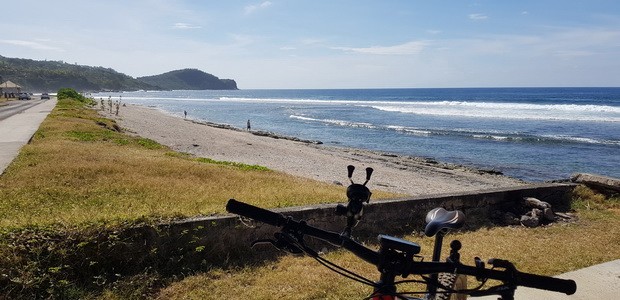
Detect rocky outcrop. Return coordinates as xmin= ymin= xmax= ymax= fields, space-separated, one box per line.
xmin=571 ymin=173 xmax=620 ymax=196
xmin=497 ymin=196 xmax=577 ymax=228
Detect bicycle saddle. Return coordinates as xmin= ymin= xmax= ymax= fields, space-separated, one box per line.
xmin=424 ymin=207 xmax=466 ymax=237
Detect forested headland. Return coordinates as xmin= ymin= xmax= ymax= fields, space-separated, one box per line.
xmin=0 ymin=55 xmax=238 ymax=92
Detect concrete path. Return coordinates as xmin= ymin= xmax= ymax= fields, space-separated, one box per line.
xmin=477 ymin=259 xmax=620 ymax=299
xmin=0 ymin=99 xmax=57 ymax=175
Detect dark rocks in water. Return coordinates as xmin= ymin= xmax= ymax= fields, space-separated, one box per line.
xmin=478 ymin=168 xmax=504 ymax=176
xmin=250 ymin=130 xmax=322 ymax=144
xmin=187 ymin=119 xmax=322 ymax=145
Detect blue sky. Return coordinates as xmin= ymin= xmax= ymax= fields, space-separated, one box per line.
xmin=2 ymin=1 xmax=619 ymax=88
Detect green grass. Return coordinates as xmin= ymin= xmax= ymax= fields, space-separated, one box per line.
xmin=0 ymin=98 xmax=397 ymax=229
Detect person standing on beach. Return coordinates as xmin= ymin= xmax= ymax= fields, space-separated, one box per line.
xmin=247 ymin=119 xmax=251 ymax=131
xmin=184 ymin=110 xmax=187 ymax=118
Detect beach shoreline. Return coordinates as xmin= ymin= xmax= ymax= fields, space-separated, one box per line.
xmin=102 ymin=104 xmax=527 ymax=196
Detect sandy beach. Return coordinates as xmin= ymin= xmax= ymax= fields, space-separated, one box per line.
xmin=103 ymin=104 xmax=527 ymax=196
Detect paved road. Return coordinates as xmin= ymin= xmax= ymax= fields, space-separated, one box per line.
xmin=519 ymin=259 xmax=619 ymax=300
xmin=0 ymin=99 xmax=46 ymax=121
xmin=0 ymin=98 xmax=57 ymax=175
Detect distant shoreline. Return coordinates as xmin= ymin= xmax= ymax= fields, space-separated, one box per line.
xmin=188 ymin=118 xmax=323 ymax=145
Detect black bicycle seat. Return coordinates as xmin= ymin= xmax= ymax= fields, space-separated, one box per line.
xmin=424 ymin=207 xmax=466 ymax=237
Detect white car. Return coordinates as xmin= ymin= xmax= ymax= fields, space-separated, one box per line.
xmin=18 ymin=93 xmax=31 ymax=100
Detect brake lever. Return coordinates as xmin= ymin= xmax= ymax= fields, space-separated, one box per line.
xmin=488 ymin=258 xmax=516 ymax=271
xmin=469 ymin=284 xmax=516 ymax=298
xmin=488 ymin=258 xmax=518 ymax=283
xmin=251 ymin=232 xmax=304 ymax=254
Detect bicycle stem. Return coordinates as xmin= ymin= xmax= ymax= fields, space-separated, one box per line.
xmin=427 ymin=230 xmax=446 ymax=299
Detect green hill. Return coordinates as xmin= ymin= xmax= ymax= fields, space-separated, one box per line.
xmin=0 ymin=56 xmax=238 ymax=92
xmin=0 ymin=56 xmax=155 ymax=92
xmin=137 ymin=68 xmax=238 ymax=90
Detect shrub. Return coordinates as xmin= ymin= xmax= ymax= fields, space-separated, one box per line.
xmin=56 ymin=88 xmax=90 ymax=103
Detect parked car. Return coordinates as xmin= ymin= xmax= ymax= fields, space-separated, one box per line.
xmin=18 ymin=93 xmax=31 ymax=100
xmin=41 ymin=93 xmax=50 ymax=100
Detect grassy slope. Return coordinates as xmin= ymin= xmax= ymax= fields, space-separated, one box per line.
xmin=0 ymin=99 xmax=396 ymax=229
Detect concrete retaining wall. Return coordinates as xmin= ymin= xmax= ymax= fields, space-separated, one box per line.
xmin=58 ymin=183 xmax=574 ymax=282
xmin=113 ymin=183 xmax=575 ymax=272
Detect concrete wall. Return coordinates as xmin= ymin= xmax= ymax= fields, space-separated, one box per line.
xmin=128 ymin=183 xmax=574 ymax=270
xmin=63 ymin=183 xmax=574 ymax=280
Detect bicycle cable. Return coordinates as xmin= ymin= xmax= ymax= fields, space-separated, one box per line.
xmin=312 ymin=255 xmax=377 ymax=286
xmin=283 ymin=229 xmax=378 ymax=287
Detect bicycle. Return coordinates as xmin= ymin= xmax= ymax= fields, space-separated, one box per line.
xmin=333 ymin=165 xmax=466 ymax=299
xmin=225 ymin=166 xmax=576 ymax=300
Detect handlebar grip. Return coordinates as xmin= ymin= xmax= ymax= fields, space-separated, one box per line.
xmin=226 ymin=199 xmax=287 ymax=227
xmin=518 ymin=272 xmax=576 ymax=295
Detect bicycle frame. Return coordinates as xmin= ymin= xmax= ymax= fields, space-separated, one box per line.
xmin=226 ymin=199 xmax=576 ymax=299
xmin=225 ymin=166 xmax=575 ymax=299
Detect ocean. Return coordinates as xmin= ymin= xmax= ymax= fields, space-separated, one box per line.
xmin=93 ymin=88 xmax=620 ymax=182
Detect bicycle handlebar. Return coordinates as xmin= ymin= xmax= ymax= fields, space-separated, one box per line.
xmin=226 ymin=199 xmax=576 ymax=296
xmin=226 ymin=198 xmax=287 ymax=227
xmin=226 ymin=199 xmax=380 ymax=265
xmin=513 ymin=269 xmax=576 ymax=295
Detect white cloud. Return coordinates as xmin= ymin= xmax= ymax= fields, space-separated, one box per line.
xmin=468 ymin=13 xmax=488 ymax=20
xmin=172 ymin=23 xmax=202 ymax=29
xmin=0 ymin=39 xmax=64 ymax=51
xmin=299 ymin=38 xmax=325 ymax=45
xmin=554 ymin=50 xmax=595 ymax=58
xmin=244 ymin=1 xmax=273 ymax=15
xmin=332 ymin=40 xmax=430 ymax=55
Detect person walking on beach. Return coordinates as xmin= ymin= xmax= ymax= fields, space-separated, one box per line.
xmin=184 ymin=110 xmax=187 ymax=118
xmin=247 ymin=119 xmax=251 ymax=131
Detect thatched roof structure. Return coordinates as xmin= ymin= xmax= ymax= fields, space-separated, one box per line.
xmin=0 ymin=81 xmax=21 ymax=94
